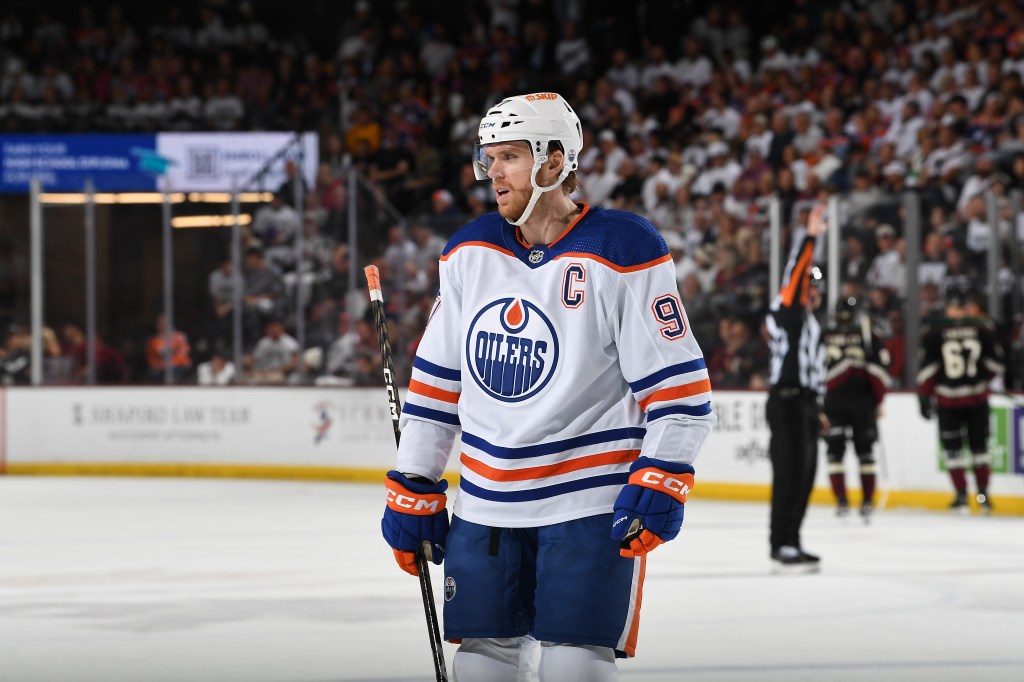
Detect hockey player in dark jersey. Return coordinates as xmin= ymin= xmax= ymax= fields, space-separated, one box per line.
xmin=917 ymin=289 xmax=1005 ymax=513
xmin=822 ymin=297 xmax=890 ymax=522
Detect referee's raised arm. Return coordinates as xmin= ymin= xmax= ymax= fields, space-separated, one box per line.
xmin=775 ymin=204 xmax=826 ymax=311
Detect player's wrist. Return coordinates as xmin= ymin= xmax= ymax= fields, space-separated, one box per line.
xmin=387 ymin=470 xmax=447 ymax=495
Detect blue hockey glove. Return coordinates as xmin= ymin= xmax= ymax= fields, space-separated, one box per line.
xmin=382 ymin=470 xmax=449 ymax=576
xmin=611 ymin=457 xmax=695 ymax=558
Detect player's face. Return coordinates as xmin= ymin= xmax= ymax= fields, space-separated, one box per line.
xmin=806 ymin=286 xmax=822 ymax=310
xmin=483 ymin=142 xmax=535 ymax=221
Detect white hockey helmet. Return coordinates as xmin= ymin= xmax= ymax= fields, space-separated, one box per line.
xmin=473 ymin=92 xmax=583 ymax=225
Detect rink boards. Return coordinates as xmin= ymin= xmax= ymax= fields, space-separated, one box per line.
xmin=1 ymin=386 xmax=1022 ymax=514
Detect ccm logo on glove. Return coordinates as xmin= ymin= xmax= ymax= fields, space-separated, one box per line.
xmin=385 ymin=480 xmax=446 ymax=514
xmin=631 ymin=468 xmax=693 ymax=503
xmin=381 ymin=471 xmax=450 ymax=576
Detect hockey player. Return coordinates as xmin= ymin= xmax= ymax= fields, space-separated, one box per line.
xmin=765 ymin=208 xmax=828 ymax=573
xmin=822 ymin=297 xmax=890 ymax=521
xmin=380 ymin=92 xmax=715 ymax=681
xmin=917 ymin=288 xmax=1005 ymax=513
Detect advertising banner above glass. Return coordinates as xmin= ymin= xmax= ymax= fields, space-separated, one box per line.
xmin=0 ymin=132 xmax=318 ymax=193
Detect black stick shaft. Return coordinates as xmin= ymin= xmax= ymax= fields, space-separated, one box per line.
xmin=365 ymin=266 xmax=448 ymax=682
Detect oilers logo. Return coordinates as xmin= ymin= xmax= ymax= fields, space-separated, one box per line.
xmin=466 ymin=297 xmax=559 ymax=403
xmin=444 ymin=576 xmax=457 ymax=601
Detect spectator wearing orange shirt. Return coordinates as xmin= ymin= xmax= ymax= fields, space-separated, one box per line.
xmin=146 ymin=313 xmax=191 ymax=383
xmin=344 ymin=106 xmax=381 ymax=156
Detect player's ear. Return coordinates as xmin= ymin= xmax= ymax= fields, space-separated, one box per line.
xmin=547 ymin=148 xmax=564 ymax=174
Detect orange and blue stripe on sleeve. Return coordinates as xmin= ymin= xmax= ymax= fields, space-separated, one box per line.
xmin=778 ymin=236 xmax=816 ymax=309
xmin=403 ymin=356 xmax=461 ymax=427
xmin=630 ymin=358 xmax=712 ymax=422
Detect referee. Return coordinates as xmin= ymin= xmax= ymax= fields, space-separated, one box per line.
xmin=765 ymin=204 xmax=828 ymax=573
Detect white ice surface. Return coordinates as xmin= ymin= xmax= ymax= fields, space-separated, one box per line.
xmin=0 ymin=477 xmax=1022 ymax=682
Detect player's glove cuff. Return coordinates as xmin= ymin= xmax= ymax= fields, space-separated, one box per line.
xmin=384 ymin=471 xmax=448 ymax=514
xmin=382 ymin=471 xmax=449 ymax=576
xmin=626 ymin=457 xmax=695 ymax=503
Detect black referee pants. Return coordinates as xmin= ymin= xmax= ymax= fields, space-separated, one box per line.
xmin=767 ymin=391 xmax=820 ymax=552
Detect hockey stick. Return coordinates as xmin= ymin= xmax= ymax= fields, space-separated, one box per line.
xmin=364 ymin=265 xmax=449 ymax=682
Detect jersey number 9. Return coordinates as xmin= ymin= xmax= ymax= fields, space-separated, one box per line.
xmin=651 ymin=294 xmax=687 ymax=340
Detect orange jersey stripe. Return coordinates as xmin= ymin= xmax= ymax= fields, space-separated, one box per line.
xmin=552 ymin=251 xmax=672 ymax=273
xmin=408 ymin=379 xmax=460 ymax=404
xmin=460 ymin=449 xmax=639 ymax=482
xmin=440 ymin=240 xmax=516 ymax=261
xmin=780 ymin=242 xmax=813 ymax=307
xmin=636 ymin=378 xmax=712 ymax=411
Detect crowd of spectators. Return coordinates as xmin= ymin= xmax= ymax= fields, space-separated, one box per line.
xmin=3 ymin=0 xmax=1024 ymax=389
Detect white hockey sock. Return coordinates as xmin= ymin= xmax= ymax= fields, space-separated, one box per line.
xmin=538 ymin=641 xmax=618 ymax=682
xmin=453 ymin=637 xmax=520 ymax=682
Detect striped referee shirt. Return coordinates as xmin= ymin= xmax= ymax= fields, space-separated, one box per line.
xmin=766 ymin=235 xmax=826 ymax=394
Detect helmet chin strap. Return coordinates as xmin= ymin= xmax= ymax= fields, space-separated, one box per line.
xmin=507 ymin=158 xmax=568 ymax=227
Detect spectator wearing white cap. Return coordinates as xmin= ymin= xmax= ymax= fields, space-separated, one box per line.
xmin=757 ymin=35 xmax=792 ymax=77
xmin=865 ymin=224 xmax=904 ymax=294
xmin=691 ymin=141 xmax=741 ymax=197
xmin=881 ymin=160 xmax=908 ymax=193
xmin=596 ymin=128 xmax=627 ymax=174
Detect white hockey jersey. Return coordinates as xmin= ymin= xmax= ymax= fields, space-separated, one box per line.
xmin=396 ymin=204 xmax=716 ymax=528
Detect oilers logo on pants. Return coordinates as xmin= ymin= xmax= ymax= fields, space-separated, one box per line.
xmin=466 ymin=297 xmax=559 ymax=403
